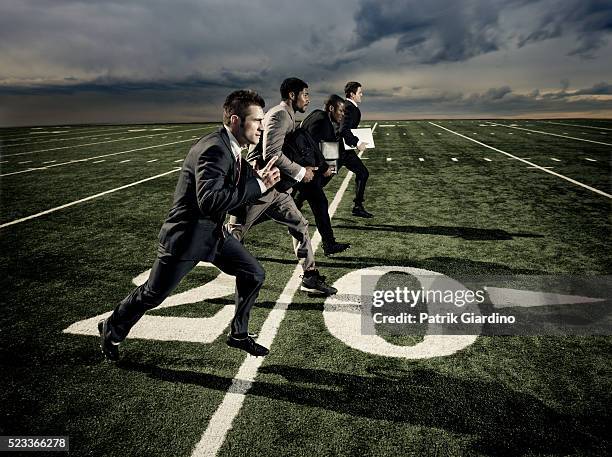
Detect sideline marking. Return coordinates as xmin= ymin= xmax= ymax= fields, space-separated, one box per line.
xmin=541 ymin=120 xmax=612 ymax=131
xmin=0 ymin=168 xmax=181 ymax=229
xmin=190 ymin=122 xmax=378 ymax=457
xmin=429 ymin=122 xmax=612 ymax=199
xmin=490 ymin=123 xmax=612 ymax=146
xmin=2 ymin=126 xmax=210 ymax=157
xmin=0 ymin=127 xmax=215 ymax=178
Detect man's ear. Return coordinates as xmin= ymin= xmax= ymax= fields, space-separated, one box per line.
xmin=230 ymin=114 xmax=240 ymax=127
xmin=288 ymin=91 xmax=296 ymax=102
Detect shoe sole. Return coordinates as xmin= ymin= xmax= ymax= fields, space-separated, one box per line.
xmin=98 ymin=319 xmax=119 ymax=362
xmin=300 ymin=285 xmax=337 ymax=296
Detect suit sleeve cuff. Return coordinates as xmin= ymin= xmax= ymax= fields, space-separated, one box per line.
xmin=294 ymin=166 xmax=306 ymax=182
xmin=256 ymin=178 xmax=268 ymax=193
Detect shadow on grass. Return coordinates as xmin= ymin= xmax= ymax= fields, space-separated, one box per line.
xmin=334 ymin=224 xmax=544 ymax=241
xmin=258 ymin=256 xmax=548 ymax=276
xmin=117 ymin=361 xmax=608 ymax=456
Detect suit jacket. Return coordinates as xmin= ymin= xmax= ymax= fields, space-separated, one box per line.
xmin=262 ymin=101 xmax=303 ymax=178
xmin=339 ymin=99 xmax=361 ymax=149
xmin=158 ymin=128 xmax=262 ymax=261
xmin=300 ymin=109 xmax=339 ymax=172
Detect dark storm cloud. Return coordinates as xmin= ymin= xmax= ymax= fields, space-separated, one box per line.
xmin=517 ymin=0 xmax=612 ymax=58
xmin=351 ymin=0 xmax=612 ymax=63
xmin=364 ymin=83 xmax=612 ymax=117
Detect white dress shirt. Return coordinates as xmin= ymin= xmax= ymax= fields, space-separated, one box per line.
xmin=224 ymin=126 xmax=267 ymax=193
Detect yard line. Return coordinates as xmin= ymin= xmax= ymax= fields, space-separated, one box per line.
xmin=541 ymin=120 xmax=612 ymax=131
xmin=490 ymin=123 xmax=612 ymax=146
xmin=2 ymin=126 xmax=141 ymax=145
xmin=2 ymin=126 xmax=209 ymax=157
xmin=0 ymin=128 xmax=216 ymax=178
xmin=190 ymin=122 xmax=377 ymax=457
xmin=528 ymin=166 xmax=554 ymax=169
xmin=429 ymin=122 xmax=612 ymax=199
xmin=0 ymin=169 xmax=181 ymax=229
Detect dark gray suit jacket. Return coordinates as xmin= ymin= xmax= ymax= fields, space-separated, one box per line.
xmin=158 ymin=128 xmax=262 ymax=260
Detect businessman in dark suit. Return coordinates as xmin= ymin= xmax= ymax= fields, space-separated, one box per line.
xmin=338 ymin=81 xmax=373 ymax=218
xmin=98 ymin=90 xmax=280 ymax=360
xmin=297 ymin=94 xmax=350 ymax=256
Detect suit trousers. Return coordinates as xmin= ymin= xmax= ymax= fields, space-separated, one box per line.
xmin=227 ymin=188 xmax=315 ymax=271
xmin=293 ymin=174 xmax=335 ymax=246
xmin=108 ymin=233 xmax=265 ymax=341
xmin=341 ymin=150 xmax=369 ymax=205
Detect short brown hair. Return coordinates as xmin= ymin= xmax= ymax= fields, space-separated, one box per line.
xmin=344 ymin=81 xmax=362 ymax=98
xmin=223 ymin=90 xmax=265 ymax=126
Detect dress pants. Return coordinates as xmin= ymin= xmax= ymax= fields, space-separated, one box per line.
xmin=293 ymin=174 xmax=335 ymax=246
xmin=227 ymin=188 xmax=315 ymax=271
xmin=340 ymin=150 xmax=369 ymax=205
xmin=108 ymin=232 xmax=265 ymax=341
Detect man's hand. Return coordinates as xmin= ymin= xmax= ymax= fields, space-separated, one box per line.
xmin=303 ymin=166 xmax=318 ymax=183
xmin=323 ymin=166 xmax=335 ymax=177
xmin=357 ymin=142 xmax=368 ymax=152
xmin=257 ymin=156 xmax=281 ymax=189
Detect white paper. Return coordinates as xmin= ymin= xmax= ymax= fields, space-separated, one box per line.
xmin=343 ymin=128 xmax=375 ymax=150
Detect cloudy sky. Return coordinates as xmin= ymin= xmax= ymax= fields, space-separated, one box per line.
xmin=1 ymin=0 xmax=611 ymax=126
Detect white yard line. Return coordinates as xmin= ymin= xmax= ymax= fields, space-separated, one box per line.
xmin=1 ymin=126 xmax=149 ymax=145
xmin=2 ymin=126 xmax=210 ymax=157
xmin=490 ymin=123 xmax=612 ymax=146
xmin=0 ymin=129 xmax=215 ymax=178
xmin=190 ymin=121 xmax=378 ymax=457
xmin=0 ymin=169 xmax=181 ymax=229
xmin=429 ymin=122 xmax=611 ymax=199
xmin=541 ymin=121 xmax=612 ymax=132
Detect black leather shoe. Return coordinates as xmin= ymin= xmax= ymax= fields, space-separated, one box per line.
xmin=98 ymin=319 xmax=119 ymax=362
xmin=352 ymin=205 xmax=374 ymax=218
xmin=301 ymin=269 xmax=337 ymax=296
xmin=323 ymin=241 xmax=350 ymax=256
xmin=227 ymin=335 xmax=269 ymax=356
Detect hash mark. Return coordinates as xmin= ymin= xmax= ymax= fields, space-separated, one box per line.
xmin=119 ymin=159 xmax=131 ymax=163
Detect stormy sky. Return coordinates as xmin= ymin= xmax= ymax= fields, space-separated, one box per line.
xmin=1 ymin=0 xmax=611 ymax=126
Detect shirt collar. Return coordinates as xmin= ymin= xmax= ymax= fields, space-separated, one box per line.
xmin=280 ymin=100 xmax=295 ymax=119
xmin=346 ymin=98 xmax=358 ymax=107
xmin=224 ymin=125 xmax=243 ymax=160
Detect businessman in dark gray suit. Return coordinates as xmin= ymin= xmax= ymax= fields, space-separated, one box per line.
xmin=339 ymin=81 xmax=373 ymax=218
xmin=98 ymin=90 xmax=280 ymax=360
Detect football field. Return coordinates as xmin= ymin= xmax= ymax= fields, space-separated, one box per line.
xmin=1 ymin=119 xmax=610 ymax=456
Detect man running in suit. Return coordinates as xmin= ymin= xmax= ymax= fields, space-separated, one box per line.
xmin=228 ymin=78 xmax=337 ymax=295
xmin=297 ymin=94 xmax=350 ymax=256
xmin=338 ymin=81 xmax=373 ymax=218
xmin=98 ymin=90 xmax=281 ymax=360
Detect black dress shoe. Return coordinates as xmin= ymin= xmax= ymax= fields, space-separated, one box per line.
xmin=323 ymin=241 xmax=350 ymax=256
xmin=301 ymin=269 xmax=337 ymax=296
xmin=98 ymin=319 xmax=119 ymax=362
xmin=352 ymin=205 xmax=374 ymax=218
xmin=227 ymin=335 xmax=269 ymax=356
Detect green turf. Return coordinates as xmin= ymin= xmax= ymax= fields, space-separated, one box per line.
xmin=1 ymin=120 xmax=610 ymax=456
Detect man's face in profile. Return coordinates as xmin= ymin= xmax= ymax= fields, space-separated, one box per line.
xmin=293 ymin=88 xmax=310 ymax=113
xmin=330 ymin=102 xmax=345 ymax=124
